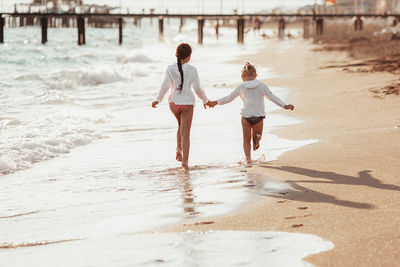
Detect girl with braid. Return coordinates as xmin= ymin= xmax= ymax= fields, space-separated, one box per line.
xmin=152 ymin=43 xmax=211 ymax=169
xmin=208 ymin=62 xmax=294 ymax=166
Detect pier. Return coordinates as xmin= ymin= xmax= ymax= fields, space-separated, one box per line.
xmin=0 ymin=12 xmax=399 ymax=45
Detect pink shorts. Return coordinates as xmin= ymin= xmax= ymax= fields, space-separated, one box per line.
xmin=169 ymin=102 xmax=192 ymax=114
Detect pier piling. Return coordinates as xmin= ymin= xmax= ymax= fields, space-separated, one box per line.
xmin=316 ymin=18 xmax=324 ymax=36
xmin=62 ymin=16 xmax=68 ymax=27
xmin=355 ymin=16 xmax=363 ymax=31
xmin=26 ymin=16 xmax=34 ymax=26
xmin=41 ymin=17 xmax=48 ymax=44
xmin=158 ymin=16 xmax=164 ymax=41
xmin=197 ymin=17 xmax=204 ymax=45
xmin=278 ymin=17 xmax=286 ymax=39
xmin=0 ymin=16 xmax=4 ymax=43
xmin=303 ymin=18 xmax=310 ymax=39
xmin=179 ymin=17 xmax=184 ymax=32
xmin=77 ymin=16 xmax=86 ymax=45
xmin=237 ymin=17 xmax=245 ymax=44
xmin=216 ymin=20 xmax=219 ymax=40
xmin=118 ymin=18 xmax=123 ymax=45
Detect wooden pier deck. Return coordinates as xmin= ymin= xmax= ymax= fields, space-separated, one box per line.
xmin=1 ymin=12 xmax=399 ymax=45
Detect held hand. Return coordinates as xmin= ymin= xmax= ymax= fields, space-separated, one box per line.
xmin=206 ymin=101 xmax=218 ymax=108
xmin=284 ymin=104 xmax=294 ymax=111
xmin=211 ymin=101 xmax=218 ymax=108
xmin=152 ymin=101 xmax=159 ymax=108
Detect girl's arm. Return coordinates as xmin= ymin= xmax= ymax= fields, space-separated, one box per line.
xmin=217 ymin=86 xmax=241 ymax=105
xmin=191 ymin=69 xmax=209 ymax=104
xmin=263 ymin=84 xmax=286 ymax=108
xmin=153 ymin=68 xmax=173 ymax=106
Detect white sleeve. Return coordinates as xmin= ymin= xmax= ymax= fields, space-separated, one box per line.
xmin=156 ymin=68 xmax=173 ymax=103
xmin=264 ymin=84 xmax=286 ymax=108
xmin=217 ymin=86 xmax=241 ymax=105
xmin=191 ymin=68 xmax=209 ymax=104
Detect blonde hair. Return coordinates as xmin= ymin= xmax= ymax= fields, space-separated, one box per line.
xmin=241 ymin=61 xmax=257 ymax=79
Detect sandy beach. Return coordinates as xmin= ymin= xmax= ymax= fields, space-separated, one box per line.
xmin=2 ymin=14 xmax=400 ymax=265
xmin=161 ymin=40 xmax=400 ymax=266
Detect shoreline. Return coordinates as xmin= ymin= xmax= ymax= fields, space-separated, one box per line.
xmin=158 ymin=39 xmax=400 ymax=266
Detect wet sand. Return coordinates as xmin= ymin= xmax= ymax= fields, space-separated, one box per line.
xmin=161 ymin=40 xmax=400 ymax=266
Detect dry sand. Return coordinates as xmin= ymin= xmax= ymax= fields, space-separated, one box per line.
xmin=160 ymin=40 xmax=400 ymax=266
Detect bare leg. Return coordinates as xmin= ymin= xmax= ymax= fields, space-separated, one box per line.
xmin=170 ymin=105 xmax=182 ymax=162
xmin=180 ymin=106 xmax=194 ymax=169
xmin=252 ymin=120 xmax=264 ymax=151
xmin=176 ymin=127 xmax=182 ymax=161
xmin=241 ymin=117 xmax=252 ymax=165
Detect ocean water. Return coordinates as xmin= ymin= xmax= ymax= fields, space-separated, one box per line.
xmin=3 ymin=231 xmax=333 ymax=267
xmin=0 ymin=19 xmax=330 ymax=266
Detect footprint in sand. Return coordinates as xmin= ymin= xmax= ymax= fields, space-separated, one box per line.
xmin=183 ymin=221 xmax=214 ymax=226
xmin=277 ymin=200 xmax=288 ymax=204
xmin=292 ymin=224 xmax=304 ymax=228
xmin=198 ymin=201 xmax=219 ymax=205
xmin=285 ymin=214 xmax=312 ymax=220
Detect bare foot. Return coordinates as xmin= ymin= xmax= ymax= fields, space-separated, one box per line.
xmin=253 ymin=134 xmax=261 ymax=151
xmin=181 ymin=161 xmax=189 ymax=170
xmin=246 ymin=158 xmax=252 ymax=167
xmin=176 ymin=150 xmax=182 ymax=162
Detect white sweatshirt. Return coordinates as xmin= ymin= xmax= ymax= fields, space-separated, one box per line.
xmin=217 ymin=79 xmax=286 ymax=117
xmin=156 ymin=63 xmax=209 ymax=106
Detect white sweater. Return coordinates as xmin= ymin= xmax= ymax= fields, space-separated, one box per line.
xmin=156 ymin=63 xmax=209 ymax=106
xmin=217 ymin=79 xmax=286 ymax=117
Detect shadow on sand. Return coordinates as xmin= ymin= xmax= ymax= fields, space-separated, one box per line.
xmin=255 ymin=165 xmax=400 ymax=209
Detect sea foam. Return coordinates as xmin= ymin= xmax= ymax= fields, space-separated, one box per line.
xmin=118 ymin=53 xmax=154 ymax=64
xmin=0 ymin=231 xmax=333 ymax=267
xmin=0 ymin=114 xmax=106 ymax=175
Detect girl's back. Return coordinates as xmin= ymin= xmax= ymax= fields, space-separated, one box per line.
xmin=157 ymin=63 xmax=207 ymax=106
xmin=239 ymin=80 xmax=267 ymax=117
xmin=218 ymin=79 xmax=285 ymax=118
xmin=167 ymin=63 xmax=197 ymax=90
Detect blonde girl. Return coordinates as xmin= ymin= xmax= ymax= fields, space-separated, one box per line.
xmin=208 ymin=62 xmax=294 ymax=165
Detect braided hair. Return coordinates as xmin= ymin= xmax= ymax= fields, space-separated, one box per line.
xmin=175 ymin=43 xmax=192 ymax=91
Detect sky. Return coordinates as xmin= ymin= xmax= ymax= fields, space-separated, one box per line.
xmin=1 ymin=0 xmax=322 ymax=13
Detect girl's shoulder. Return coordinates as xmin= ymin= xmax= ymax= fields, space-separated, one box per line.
xmin=165 ymin=64 xmax=175 ymax=75
xmin=167 ymin=63 xmax=177 ymax=70
xmin=241 ymin=79 xmax=265 ymax=89
xmin=168 ymin=63 xmax=196 ymax=72
xmin=184 ymin=63 xmax=197 ymax=72
xmin=254 ymin=80 xmax=269 ymax=90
